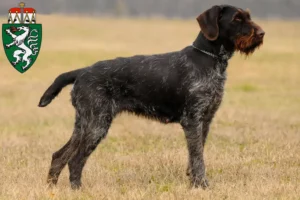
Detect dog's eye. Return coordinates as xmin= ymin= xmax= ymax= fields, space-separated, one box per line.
xmin=235 ymin=17 xmax=242 ymax=22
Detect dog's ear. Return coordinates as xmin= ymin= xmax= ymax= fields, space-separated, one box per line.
xmin=197 ymin=6 xmax=222 ymax=41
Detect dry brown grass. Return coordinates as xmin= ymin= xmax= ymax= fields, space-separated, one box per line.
xmin=0 ymin=15 xmax=300 ymax=200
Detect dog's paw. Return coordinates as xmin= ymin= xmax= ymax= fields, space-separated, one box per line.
xmin=46 ymin=177 xmax=58 ymax=189
xmin=70 ymin=181 xmax=82 ymax=190
xmin=191 ymin=176 xmax=209 ymax=190
xmin=199 ymin=177 xmax=209 ymax=189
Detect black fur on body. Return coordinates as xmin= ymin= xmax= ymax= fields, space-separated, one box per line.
xmin=39 ymin=5 xmax=265 ymax=189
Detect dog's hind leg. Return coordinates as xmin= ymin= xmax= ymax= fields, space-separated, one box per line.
xmin=47 ymin=113 xmax=82 ymax=186
xmin=68 ymin=109 xmax=113 ymax=190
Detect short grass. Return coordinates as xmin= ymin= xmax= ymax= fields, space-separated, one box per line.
xmin=0 ymin=15 xmax=300 ymax=200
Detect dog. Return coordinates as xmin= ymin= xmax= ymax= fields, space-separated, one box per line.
xmin=39 ymin=5 xmax=265 ymax=189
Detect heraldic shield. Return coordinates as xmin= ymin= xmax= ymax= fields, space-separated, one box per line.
xmin=2 ymin=2 xmax=42 ymax=73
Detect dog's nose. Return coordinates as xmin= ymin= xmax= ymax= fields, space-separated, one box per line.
xmin=256 ymin=29 xmax=265 ymax=38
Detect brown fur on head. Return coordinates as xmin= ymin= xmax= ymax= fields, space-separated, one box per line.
xmin=197 ymin=6 xmax=222 ymax=41
xmin=197 ymin=5 xmax=265 ymax=55
xmin=235 ymin=28 xmax=263 ymax=55
xmin=233 ymin=9 xmax=264 ymax=55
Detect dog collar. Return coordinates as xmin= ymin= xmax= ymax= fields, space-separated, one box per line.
xmin=191 ymin=44 xmax=233 ymax=61
xmin=191 ymin=44 xmax=219 ymax=59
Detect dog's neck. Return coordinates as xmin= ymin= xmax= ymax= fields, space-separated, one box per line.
xmin=192 ymin=32 xmax=234 ymax=61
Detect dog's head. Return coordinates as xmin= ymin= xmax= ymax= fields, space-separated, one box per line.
xmin=197 ymin=5 xmax=265 ymax=55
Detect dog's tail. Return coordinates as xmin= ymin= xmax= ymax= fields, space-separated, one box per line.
xmin=38 ymin=68 xmax=84 ymax=107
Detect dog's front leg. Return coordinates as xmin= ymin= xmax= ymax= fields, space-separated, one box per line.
xmin=181 ymin=108 xmax=210 ymax=189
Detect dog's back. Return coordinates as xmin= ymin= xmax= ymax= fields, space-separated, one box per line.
xmin=71 ymin=48 xmax=192 ymax=123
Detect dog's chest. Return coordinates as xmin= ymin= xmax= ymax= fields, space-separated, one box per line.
xmin=188 ymin=61 xmax=228 ymax=109
xmin=207 ymin=70 xmax=226 ymax=105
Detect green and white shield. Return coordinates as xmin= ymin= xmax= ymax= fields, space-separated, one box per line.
xmin=2 ymin=24 xmax=42 ymax=73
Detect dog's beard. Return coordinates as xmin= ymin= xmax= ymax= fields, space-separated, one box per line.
xmin=234 ymin=30 xmax=263 ymax=56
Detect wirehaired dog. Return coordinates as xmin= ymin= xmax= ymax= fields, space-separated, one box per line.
xmin=39 ymin=5 xmax=265 ymax=189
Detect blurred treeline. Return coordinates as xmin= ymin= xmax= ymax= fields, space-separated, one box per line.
xmin=1 ymin=0 xmax=299 ymax=19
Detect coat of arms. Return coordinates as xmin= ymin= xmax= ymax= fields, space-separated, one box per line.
xmin=2 ymin=2 xmax=42 ymax=73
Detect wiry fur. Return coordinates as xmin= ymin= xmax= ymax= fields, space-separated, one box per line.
xmin=39 ymin=5 xmax=264 ymax=189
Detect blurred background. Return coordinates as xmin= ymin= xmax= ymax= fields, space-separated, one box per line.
xmin=1 ymin=0 xmax=300 ymax=200
xmin=1 ymin=0 xmax=300 ymax=18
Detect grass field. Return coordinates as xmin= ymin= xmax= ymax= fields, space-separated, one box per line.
xmin=0 ymin=15 xmax=300 ymax=200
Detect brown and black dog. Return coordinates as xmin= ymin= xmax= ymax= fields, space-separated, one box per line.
xmin=39 ymin=5 xmax=265 ymax=189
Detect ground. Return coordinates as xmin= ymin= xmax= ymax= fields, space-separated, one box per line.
xmin=0 ymin=15 xmax=300 ymax=200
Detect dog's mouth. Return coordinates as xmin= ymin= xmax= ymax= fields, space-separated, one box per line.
xmin=234 ymin=31 xmax=264 ymax=55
